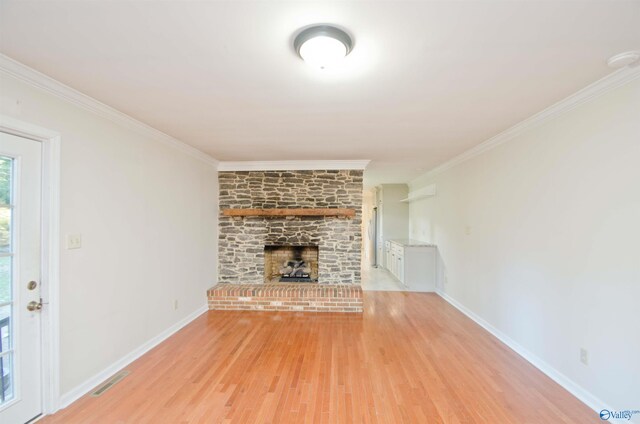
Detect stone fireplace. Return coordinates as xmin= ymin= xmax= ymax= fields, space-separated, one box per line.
xmin=209 ymin=169 xmax=364 ymax=313
xmin=216 ymin=170 xmax=363 ymax=285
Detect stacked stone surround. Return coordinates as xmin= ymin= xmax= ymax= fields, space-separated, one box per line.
xmin=218 ymin=170 xmax=363 ymax=285
xmin=207 ymin=284 xmax=363 ymax=313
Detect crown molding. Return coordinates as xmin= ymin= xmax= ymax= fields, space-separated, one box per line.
xmin=412 ymin=65 xmax=640 ymax=185
xmin=0 ymin=54 xmax=218 ymax=167
xmin=218 ymin=160 xmax=370 ymax=171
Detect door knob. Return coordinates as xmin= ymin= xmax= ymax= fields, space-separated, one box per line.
xmin=27 ymin=301 xmax=42 ymax=312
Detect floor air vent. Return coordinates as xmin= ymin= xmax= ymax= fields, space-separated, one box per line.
xmin=90 ymin=370 xmax=130 ymax=397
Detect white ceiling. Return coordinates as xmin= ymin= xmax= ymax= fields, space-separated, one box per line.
xmin=1 ymin=1 xmax=638 ymax=186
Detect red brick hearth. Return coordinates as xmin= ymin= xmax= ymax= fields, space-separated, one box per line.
xmin=207 ymin=284 xmax=363 ymax=313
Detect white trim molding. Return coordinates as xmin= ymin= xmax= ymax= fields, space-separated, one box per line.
xmin=218 ymin=160 xmax=370 ymax=171
xmin=412 ymin=65 xmax=640 ymax=184
xmin=59 ymin=305 xmax=208 ymax=409
xmin=0 ymin=54 xmax=218 ymax=167
xmin=435 ymin=289 xmax=616 ymax=419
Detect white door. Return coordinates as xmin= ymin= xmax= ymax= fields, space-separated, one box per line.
xmin=0 ymin=132 xmax=42 ymax=424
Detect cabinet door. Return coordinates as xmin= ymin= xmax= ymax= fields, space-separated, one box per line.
xmin=397 ymin=256 xmax=404 ymax=283
xmin=391 ymin=252 xmax=397 ymax=276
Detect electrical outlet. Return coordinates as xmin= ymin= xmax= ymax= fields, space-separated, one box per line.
xmin=173 ymin=300 xmax=178 ymax=310
xmin=66 ymin=234 xmax=82 ymax=249
xmin=580 ymin=348 xmax=589 ymax=365
xmin=465 ymin=225 xmax=472 ymax=235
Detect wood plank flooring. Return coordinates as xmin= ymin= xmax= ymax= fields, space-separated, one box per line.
xmin=42 ymin=292 xmax=601 ymax=423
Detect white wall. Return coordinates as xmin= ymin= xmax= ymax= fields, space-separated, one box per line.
xmin=377 ymin=184 xmax=409 ymax=268
xmin=379 ymin=184 xmax=409 ymax=242
xmin=409 ymin=78 xmax=640 ymax=411
xmin=0 ymin=73 xmax=219 ymax=399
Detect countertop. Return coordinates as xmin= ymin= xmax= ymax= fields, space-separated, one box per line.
xmin=388 ymin=239 xmax=436 ymax=247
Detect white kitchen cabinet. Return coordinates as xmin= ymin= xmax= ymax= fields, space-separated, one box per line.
xmin=386 ymin=239 xmax=437 ymax=292
xmin=397 ymin=255 xmax=404 ymax=282
xmin=384 ymin=241 xmax=392 ymax=270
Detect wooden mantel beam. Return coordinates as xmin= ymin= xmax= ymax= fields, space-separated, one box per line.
xmin=221 ymin=208 xmax=355 ymax=218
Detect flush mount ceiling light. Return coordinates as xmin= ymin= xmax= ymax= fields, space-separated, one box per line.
xmin=294 ymin=25 xmax=353 ymax=69
xmin=607 ymin=51 xmax=640 ymax=68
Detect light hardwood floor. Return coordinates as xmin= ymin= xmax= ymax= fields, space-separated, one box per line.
xmin=42 ymin=292 xmax=600 ymax=423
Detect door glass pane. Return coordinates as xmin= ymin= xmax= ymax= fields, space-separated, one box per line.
xmin=0 ymin=157 xmax=11 ymax=206
xmin=0 ymin=256 xmax=9 ymax=305
xmin=0 ymin=351 xmax=14 ymax=404
xmin=0 ymin=304 xmax=12 ymax=404
xmin=0 ymin=207 xmax=10 ymax=254
xmin=0 ymin=305 xmax=9 ymax=353
xmin=0 ymin=155 xmax=12 ymax=407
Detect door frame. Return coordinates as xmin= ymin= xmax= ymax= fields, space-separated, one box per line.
xmin=0 ymin=114 xmax=61 ymax=415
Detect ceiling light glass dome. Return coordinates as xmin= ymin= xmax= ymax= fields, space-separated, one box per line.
xmin=294 ymin=25 xmax=353 ymax=69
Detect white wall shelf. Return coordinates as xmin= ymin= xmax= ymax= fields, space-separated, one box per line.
xmin=400 ymin=184 xmax=436 ymax=202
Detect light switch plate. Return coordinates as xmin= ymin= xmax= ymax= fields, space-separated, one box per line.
xmin=580 ymin=348 xmax=589 ymax=365
xmin=66 ymin=234 xmax=82 ymax=249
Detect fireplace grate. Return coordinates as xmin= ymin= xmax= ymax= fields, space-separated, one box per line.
xmin=280 ymin=277 xmax=313 ymax=283
xmin=280 ymin=273 xmax=313 ymax=282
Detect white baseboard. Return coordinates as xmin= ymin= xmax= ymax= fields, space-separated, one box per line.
xmin=57 ymin=304 xmax=208 ymax=410
xmin=435 ymin=290 xmax=622 ymax=421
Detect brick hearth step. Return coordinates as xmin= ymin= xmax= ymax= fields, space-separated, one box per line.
xmin=207 ymin=283 xmax=363 ymax=313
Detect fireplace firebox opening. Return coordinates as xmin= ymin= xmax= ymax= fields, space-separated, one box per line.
xmin=264 ymin=245 xmax=319 ymax=283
